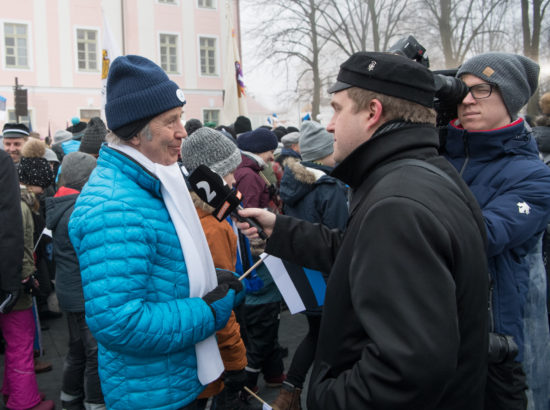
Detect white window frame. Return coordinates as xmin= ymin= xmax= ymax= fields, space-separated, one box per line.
xmin=79 ymin=108 xmax=102 ymax=122
xmin=1 ymin=19 xmax=33 ymax=71
xmin=8 ymin=108 xmax=34 ymax=129
xmin=202 ymin=108 xmax=220 ymax=126
xmin=158 ymin=32 xmax=180 ymax=74
xmin=158 ymin=0 xmax=179 ymax=4
xmin=74 ymin=26 xmax=101 ymax=73
xmin=197 ymin=0 xmax=217 ymax=9
xmin=198 ymin=35 xmax=220 ymax=77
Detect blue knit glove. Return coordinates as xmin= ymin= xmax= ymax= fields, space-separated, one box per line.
xmin=243 ymin=275 xmax=264 ymax=293
xmin=202 ymin=284 xmax=235 ymax=331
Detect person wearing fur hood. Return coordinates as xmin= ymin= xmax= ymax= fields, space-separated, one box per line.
xmin=280 ymin=121 xmax=348 ymax=229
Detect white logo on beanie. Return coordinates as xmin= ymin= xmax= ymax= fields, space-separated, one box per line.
xmin=176 ymin=89 xmax=186 ymax=103
xmin=368 ymin=61 xmax=377 ymax=71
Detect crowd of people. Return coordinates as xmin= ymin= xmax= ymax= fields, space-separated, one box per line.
xmin=0 ymin=49 xmax=549 ymax=410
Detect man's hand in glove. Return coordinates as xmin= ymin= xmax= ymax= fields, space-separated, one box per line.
xmin=202 ymin=284 xmax=235 ymax=331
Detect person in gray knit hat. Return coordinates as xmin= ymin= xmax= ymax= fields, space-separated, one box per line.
xmin=180 ymin=126 xmax=253 ymax=410
xmin=299 ymin=121 xmax=334 ymax=163
xmin=444 ymin=52 xmax=550 ymax=410
xmin=180 ymin=127 xmax=241 ymax=179
xmin=45 ymin=151 xmax=103 ymax=410
xmin=58 ymin=152 xmax=97 ymax=191
xmin=79 ymin=117 xmax=107 ymax=157
xmin=456 ymin=52 xmax=539 ymax=120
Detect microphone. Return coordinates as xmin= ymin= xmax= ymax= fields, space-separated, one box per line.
xmin=188 ymin=164 xmax=268 ymax=239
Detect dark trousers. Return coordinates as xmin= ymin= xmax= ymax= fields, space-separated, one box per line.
xmin=286 ymin=314 xmax=321 ymax=389
xmin=62 ymin=312 xmax=104 ymax=405
xmin=485 ymin=359 xmax=528 ymax=410
xmin=242 ymin=302 xmax=284 ymax=385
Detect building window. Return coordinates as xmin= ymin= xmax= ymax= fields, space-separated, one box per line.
xmin=4 ymin=23 xmax=28 ymax=68
xmin=159 ymin=0 xmax=176 ymax=3
xmin=199 ymin=37 xmax=217 ymax=76
xmin=8 ymin=109 xmax=32 ymax=129
xmin=77 ymin=29 xmax=98 ymax=71
xmin=203 ymin=109 xmax=219 ymax=126
xmin=198 ymin=0 xmax=215 ymax=8
xmin=160 ymin=34 xmax=178 ymax=73
xmin=80 ymin=109 xmax=101 ymax=121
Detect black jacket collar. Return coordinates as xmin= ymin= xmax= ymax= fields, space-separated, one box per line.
xmin=332 ymin=121 xmax=440 ymax=189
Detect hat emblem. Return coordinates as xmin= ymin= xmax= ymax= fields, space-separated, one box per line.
xmin=368 ymin=61 xmax=377 ymax=71
xmin=176 ymin=89 xmax=186 ymax=103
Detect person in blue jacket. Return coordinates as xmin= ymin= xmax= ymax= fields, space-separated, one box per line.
xmin=444 ymin=52 xmax=550 ymax=410
xmin=68 ymin=55 xmax=244 ymax=410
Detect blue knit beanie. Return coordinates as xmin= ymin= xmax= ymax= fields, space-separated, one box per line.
xmin=237 ymin=128 xmax=278 ymax=153
xmin=105 ymin=55 xmax=186 ymax=135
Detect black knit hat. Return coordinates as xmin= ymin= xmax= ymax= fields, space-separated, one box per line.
xmin=2 ymin=123 xmax=30 ymax=139
xmin=185 ymin=118 xmax=203 ymax=136
xmin=234 ymin=116 xmax=252 ymax=135
xmin=328 ymin=51 xmax=436 ymax=107
xmin=79 ymin=117 xmax=107 ymax=155
xmin=67 ymin=119 xmax=88 ymax=140
xmin=18 ymin=139 xmax=54 ymax=188
xmin=237 ymin=128 xmax=278 ymax=153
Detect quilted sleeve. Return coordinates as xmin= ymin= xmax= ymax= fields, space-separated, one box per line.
xmin=69 ymin=199 xmax=216 ymax=356
xmin=481 ymin=163 xmax=550 ymax=257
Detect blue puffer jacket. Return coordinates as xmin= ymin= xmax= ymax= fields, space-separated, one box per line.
xmin=445 ymin=118 xmax=550 ymax=362
xmin=69 ymin=146 xmax=215 ymax=410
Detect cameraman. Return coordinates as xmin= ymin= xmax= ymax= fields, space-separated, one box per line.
xmin=237 ymin=51 xmax=489 ymax=409
xmin=443 ymin=52 xmax=550 ymax=410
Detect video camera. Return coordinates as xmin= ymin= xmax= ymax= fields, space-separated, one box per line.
xmin=388 ymin=35 xmax=468 ymax=126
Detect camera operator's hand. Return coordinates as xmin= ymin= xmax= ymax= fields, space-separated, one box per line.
xmin=202 ymin=284 xmax=235 ymax=331
xmin=235 ymin=208 xmax=276 ymax=239
xmin=0 ymin=289 xmax=20 ymax=314
xmin=215 ymin=269 xmax=245 ymax=307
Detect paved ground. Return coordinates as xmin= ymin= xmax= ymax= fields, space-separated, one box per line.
xmin=2 ymin=307 xmax=309 ymax=409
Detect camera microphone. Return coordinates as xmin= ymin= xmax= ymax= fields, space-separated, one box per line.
xmin=188 ymin=164 xmax=268 ymax=239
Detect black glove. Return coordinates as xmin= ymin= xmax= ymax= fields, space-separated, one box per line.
xmin=488 ymin=332 xmax=519 ymax=364
xmin=0 ymin=289 xmax=20 ymax=314
xmin=216 ymin=269 xmax=244 ymax=293
xmin=202 ymin=283 xmax=235 ymax=331
xmin=22 ymin=274 xmax=39 ymax=295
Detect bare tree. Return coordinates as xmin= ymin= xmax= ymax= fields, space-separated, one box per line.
xmin=243 ymin=0 xmax=330 ymax=120
xmin=421 ymin=0 xmax=510 ymax=68
xmin=521 ymin=0 xmax=550 ymax=115
xmin=317 ymin=0 xmax=409 ymax=55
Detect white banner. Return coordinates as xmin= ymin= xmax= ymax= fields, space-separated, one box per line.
xmin=101 ymin=9 xmax=122 ymax=110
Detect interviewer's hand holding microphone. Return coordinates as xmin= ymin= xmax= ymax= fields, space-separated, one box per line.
xmin=187 ymin=164 xmax=276 ymax=284
xmin=234 ymin=207 xmax=275 ymax=239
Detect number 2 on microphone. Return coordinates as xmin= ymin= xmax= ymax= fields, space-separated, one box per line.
xmin=196 ymin=181 xmax=217 ymax=203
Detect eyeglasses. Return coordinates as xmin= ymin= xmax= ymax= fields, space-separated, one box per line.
xmin=467 ymin=83 xmax=497 ymax=99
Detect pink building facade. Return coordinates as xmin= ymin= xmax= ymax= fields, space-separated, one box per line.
xmin=0 ymin=0 xmax=244 ymax=137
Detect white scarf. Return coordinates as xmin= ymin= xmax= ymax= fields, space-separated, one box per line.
xmin=109 ymin=143 xmax=223 ymax=385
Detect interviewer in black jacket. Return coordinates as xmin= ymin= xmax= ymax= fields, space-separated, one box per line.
xmin=236 ymin=52 xmax=489 ymax=410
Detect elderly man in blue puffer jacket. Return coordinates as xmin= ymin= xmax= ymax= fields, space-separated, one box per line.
xmin=69 ymin=55 xmax=244 ymax=410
